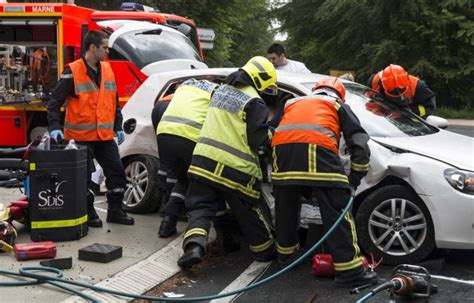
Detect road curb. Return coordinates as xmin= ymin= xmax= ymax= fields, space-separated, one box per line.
xmin=448 ymin=119 xmax=474 ymax=127
xmin=62 ymin=236 xmax=184 ymax=302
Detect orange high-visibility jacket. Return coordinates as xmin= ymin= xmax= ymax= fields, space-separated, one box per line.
xmin=371 ymin=71 xmax=418 ymax=100
xmin=272 ymin=95 xmax=341 ymax=154
xmin=64 ymin=59 xmax=117 ymax=141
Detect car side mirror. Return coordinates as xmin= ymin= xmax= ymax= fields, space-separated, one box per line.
xmin=426 ymin=115 xmax=449 ymax=129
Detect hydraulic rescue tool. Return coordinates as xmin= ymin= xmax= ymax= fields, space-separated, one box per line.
xmin=357 ymin=264 xmax=438 ymax=302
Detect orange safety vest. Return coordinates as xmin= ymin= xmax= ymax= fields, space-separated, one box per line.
xmin=64 ymin=59 xmax=117 ymax=141
xmin=371 ymin=71 xmax=418 ymax=100
xmin=272 ymin=95 xmax=341 ymax=154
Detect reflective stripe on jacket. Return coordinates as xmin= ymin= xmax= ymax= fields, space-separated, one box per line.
xmin=64 ymin=59 xmax=116 ymax=141
xmin=190 ymin=84 xmax=262 ymax=198
xmin=272 ymin=95 xmax=341 ymax=154
xmin=157 ymin=79 xmax=218 ymax=142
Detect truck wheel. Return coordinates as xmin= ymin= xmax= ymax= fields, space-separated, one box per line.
xmin=122 ymin=155 xmax=162 ymax=214
xmin=355 ymin=185 xmax=435 ymax=265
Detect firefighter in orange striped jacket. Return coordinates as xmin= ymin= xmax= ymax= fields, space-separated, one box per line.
xmin=367 ymin=64 xmax=436 ymax=119
xmin=271 ymin=77 xmax=378 ymax=285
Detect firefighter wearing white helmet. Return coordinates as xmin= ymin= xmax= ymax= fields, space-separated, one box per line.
xmin=178 ymin=56 xmax=277 ymax=268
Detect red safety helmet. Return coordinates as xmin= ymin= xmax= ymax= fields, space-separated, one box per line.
xmin=312 ymin=77 xmax=346 ymax=101
xmin=380 ymin=64 xmax=409 ymax=99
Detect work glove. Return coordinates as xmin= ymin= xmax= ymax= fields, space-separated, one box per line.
xmin=349 ymin=185 xmax=356 ymax=197
xmin=348 ymin=172 xmax=362 ymax=195
xmin=116 ymin=131 xmax=125 ymax=145
xmin=50 ymin=129 xmax=64 ymax=143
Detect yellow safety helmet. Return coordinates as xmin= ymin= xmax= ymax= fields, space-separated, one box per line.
xmin=241 ymin=56 xmax=278 ymax=95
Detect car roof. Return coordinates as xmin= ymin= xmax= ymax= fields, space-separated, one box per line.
xmin=108 ymin=21 xmax=187 ymax=46
xmin=143 ymin=68 xmax=337 ymax=90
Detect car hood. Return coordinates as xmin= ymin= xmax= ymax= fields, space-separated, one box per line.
xmin=373 ymin=130 xmax=474 ymax=171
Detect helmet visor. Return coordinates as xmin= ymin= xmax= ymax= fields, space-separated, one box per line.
xmin=263 ymin=84 xmax=278 ymax=96
xmin=385 ymin=86 xmax=408 ymax=99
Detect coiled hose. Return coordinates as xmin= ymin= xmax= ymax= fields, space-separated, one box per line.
xmin=0 ymin=195 xmax=354 ymax=302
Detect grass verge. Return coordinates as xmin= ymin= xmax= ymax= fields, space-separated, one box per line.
xmin=436 ymin=106 xmax=474 ymax=119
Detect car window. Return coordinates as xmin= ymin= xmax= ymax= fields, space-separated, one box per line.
xmin=156 ymin=75 xmax=226 ymax=104
xmin=113 ymin=28 xmax=202 ymax=70
xmin=345 ymin=83 xmax=438 ymax=137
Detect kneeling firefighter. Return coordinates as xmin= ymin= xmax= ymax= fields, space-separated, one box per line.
xmin=178 ymin=56 xmax=277 ymax=268
xmin=155 ymin=79 xmax=240 ymax=253
xmin=271 ymin=77 xmax=378 ymax=285
xmin=151 ymin=94 xmax=175 ymax=211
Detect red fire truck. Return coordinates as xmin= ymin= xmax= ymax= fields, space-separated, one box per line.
xmin=0 ymin=2 xmax=207 ymax=147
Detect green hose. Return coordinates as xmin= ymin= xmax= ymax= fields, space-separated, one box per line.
xmin=0 ymin=195 xmax=354 ymax=302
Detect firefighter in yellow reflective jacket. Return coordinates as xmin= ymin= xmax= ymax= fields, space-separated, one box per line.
xmin=272 ymin=77 xmax=378 ymax=285
xmin=177 ymin=57 xmax=277 ymax=268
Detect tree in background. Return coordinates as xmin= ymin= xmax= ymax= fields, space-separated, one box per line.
xmin=154 ymin=0 xmax=273 ymax=67
xmin=276 ymin=0 xmax=474 ymax=108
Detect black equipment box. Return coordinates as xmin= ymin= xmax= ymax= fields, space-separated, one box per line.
xmin=40 ymin=257 xmax=73 ymax=269
xmin=79 ymin=243 xmax=122 ymax=263
xmin=28 ymin=145 xmax=88 ymax=242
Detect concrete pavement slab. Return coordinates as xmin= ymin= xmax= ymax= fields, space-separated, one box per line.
xmin=448 ymin=119 xmax=474 ymax=127
xmin=0 ymin=188 xmax=185 ymax=303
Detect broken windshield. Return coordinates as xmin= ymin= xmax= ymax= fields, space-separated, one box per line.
xmin=112 ymin=27 xmax=202 ymax=70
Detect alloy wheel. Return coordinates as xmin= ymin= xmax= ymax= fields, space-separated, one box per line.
xmin=123 ymin=160 xmax=149 ymax=208
xmin=368 ymin=198 xmax=428 ymax=256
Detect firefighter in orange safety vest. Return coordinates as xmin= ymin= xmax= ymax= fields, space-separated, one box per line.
xmin=47 ymin=30 xmax=134 ymax=227
xmin=271 ymin=77 xmax=378 ymax=285
xmin=367 ymin=64 xmax=436 ymax=119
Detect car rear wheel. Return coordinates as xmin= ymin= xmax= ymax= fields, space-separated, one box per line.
xmin=355 ymin=185 xmax=435 ymax=265
xmin=122 ymin=155 xmax=162 ymax=214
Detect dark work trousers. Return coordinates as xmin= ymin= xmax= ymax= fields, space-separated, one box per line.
xmin=79 ymin=140 xmax=126 ymax=210
xmin=157 ymin=134 xmax=233 ymax=230
xmin=156 ymin=134 xmax=194 ymax=220
xmin=183 ymin=179 xmax=275 ymax=261
xmin=274 ymin=185 xmax=364 ymax=276
xmin=156 ymin=161 xmax=175 ymax=210
xmin=152 ymin=104 xmax=175 ymax=208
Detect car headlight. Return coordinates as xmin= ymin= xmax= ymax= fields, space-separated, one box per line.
xmin=444 ymin=168 xmax=474 ymax=195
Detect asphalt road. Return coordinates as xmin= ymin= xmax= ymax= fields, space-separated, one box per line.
xmin=147 ymin=241 xmax=474 ymax=303
xmin=142 ymin=126 xmax=474 ymax=303
xmin=447 ymin=125 xmax=473 ymax=137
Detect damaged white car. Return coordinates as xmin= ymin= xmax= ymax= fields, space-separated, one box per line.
xmin=119 ymin=69 xmax=474 ymax=264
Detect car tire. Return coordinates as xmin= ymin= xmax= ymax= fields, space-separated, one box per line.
xmin=122 ymin=155 xmax=162 ymax=214
xmin=355 ymin=185 xmax=435 ymax=265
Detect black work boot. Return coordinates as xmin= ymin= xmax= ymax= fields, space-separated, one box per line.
xmin=178 ymin=243 xmax=204 ymax=268
xmin=106 ymin=208 xmax=135 ymax=225
xmin=158 ymin=216 xmax=177 ymax=238
xmin=335 ymin=269 xmax=379 ymax=286
xmin=255 ymin=248 xmax=277 ymax=263
xmin=277 ymin=249 xmax=306 ymax=268
xmin=215 ymin=230 xmax=241 ymax=254
xmin=87 ymin=205 xmax=103 ymax=228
